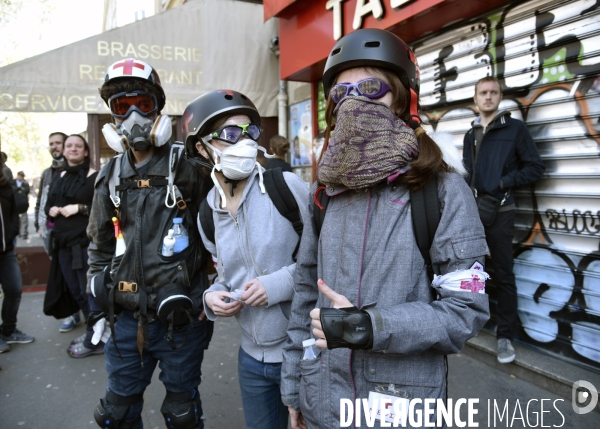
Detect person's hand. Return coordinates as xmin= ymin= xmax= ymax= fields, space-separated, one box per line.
xmin=241 ymin=278 xmax=268 ymax=307
xmin=87 ymin=312 xmax=112 ymax=345
xmin=288 ymin=407 xmax=307 ymax=429
xmin=59 ymin=204 xmax=79 ymax=218
xmin=310 ymin=279 xmax=353 ymax=348
xmin=205 ymin=291 xmax=243 ymax=317
xmin=91 ymin=318 xmax=111 ymax=345
xmin=198 ymin=310 xmax=206 ymax=321
xmin=48 ymin=206 xmax=61 ymax=217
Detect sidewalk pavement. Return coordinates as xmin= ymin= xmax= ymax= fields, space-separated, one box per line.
xmin=0 ymin=292 xmax=245 ymax=429
xmin=1 ymin=293 xmax=599 ymax=428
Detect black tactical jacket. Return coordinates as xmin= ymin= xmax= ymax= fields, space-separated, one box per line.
xmin=86 ymin=142 xmax=210 ymax=319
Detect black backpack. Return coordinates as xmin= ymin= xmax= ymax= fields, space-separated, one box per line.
xmin=314 ymin=176 xmax=440 ymax=280
xmin=200 ymin=167 xmax=303 ymax=260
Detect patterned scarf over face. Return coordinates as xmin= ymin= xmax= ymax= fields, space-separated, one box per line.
xmin=318 ymin=96 xmax=419 ymax=190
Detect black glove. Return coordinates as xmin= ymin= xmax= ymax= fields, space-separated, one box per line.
xmin=90 ymin=266 xmax=121 ymax=315
xmin=87 ymin=311 xmax=107 ymax=329
xmin=320 ymin=306 xmax=373 ymax=350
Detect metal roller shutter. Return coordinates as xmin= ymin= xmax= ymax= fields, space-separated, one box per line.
xmin=413 ymin=0 xmax=600 ymax=370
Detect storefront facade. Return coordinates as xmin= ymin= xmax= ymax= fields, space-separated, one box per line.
xmin=0 ymin=0 xmax=281 ymax=169
xmin=267 ymin=0 xmax=600 ymax=371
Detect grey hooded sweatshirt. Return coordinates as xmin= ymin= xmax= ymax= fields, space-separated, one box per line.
xmin=199 ymin=167 xmax=310 ymax=363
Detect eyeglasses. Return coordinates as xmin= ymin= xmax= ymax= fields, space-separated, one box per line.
xmin=330 ymin=78 xmax=392 ymax=104
xmin=204 ymin=123 xmax=261 ymax=144
xmin=108 ymin=91 xmax=158 ymax=119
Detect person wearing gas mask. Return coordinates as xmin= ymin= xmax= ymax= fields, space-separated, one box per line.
xmin=182 ymin=90 xmax=309 ymax=429
xmin=280 ymin=29 xmax=490 ymax=428
xmin=86 ymin=58 xmax=213 ymax=429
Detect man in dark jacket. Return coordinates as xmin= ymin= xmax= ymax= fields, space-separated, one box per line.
xmin=463 ymin=76 xmax=545 ymax=364
xmin=35 ymin=132 xmax=67 ymax=255
xmin=86 ymin=58 xmax=212 ymax=429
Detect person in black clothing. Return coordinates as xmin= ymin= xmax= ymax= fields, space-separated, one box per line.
xmin=35 ymin=132 xmax=67 ymax=256
xmin=265 ymin=135 xmax=292 ymax=172
xmin=13 ymin=171 xmax=30 ymax=239
xmin=463 ymin=76 xmax=545 ymax=364
xmin=45 ymin=134 xmax=100 ymax=357
xmin=1 ymin=152 xmax=13 ymax=183
xmin=86 ymin=58 xmax=212 ymax=429
xmin=0 ymin=156 xmax=35 ymax=353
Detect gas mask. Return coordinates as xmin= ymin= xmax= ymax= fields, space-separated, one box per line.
xmin=102 ymin=111 xmax=172 ymax=153
xmin=204 ymin=138 xmax=274 ymax=208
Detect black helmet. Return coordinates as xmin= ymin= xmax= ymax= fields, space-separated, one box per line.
xmin=100 ymin=58 xmax=166 ymax=111
xmin=322 ymin=29 xmax=421 ymax=127
xmin=182 ymin=90 xmax=261 ymax=157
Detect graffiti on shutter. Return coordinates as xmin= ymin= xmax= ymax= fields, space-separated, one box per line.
xmin=414 ymin=0 xmax=600 ymax=369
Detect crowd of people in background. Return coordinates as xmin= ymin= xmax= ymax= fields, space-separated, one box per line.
xmin=0 ymin=27 xmax=546 ymax=429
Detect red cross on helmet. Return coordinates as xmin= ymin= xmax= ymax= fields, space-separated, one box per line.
xmin=101 ymin=58 xmax=166 ymax=111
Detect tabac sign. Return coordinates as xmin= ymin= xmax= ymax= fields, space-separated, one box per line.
xmin=0 ymin=0 xmax=279 ymax=116
xmin=270 ymin=0 xmax=511 ymax=81
xmin=326 ymin=0 xmax=412 ymax=40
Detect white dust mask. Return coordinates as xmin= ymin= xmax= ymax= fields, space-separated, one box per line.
xmin=204 ymin=138 xmax=274 ymax=208
xmin=218 ymin=138 xmax=259 ymax=180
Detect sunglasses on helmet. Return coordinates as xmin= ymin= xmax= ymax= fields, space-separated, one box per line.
xmin=330 ymin=78 xmax=392 ymax=104
xmin=203 ymin=123 xmax=261 ymax=144
xmin=108 ymin=91 xmax=158 ymax=119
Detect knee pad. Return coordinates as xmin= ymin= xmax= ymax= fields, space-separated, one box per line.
xmin=161 ymin=389 xmax=203 ymax=429
xmin=94 ymin=389 xmax=143 ymax=429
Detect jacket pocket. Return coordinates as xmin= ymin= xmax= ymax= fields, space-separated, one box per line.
xmin=251 ymin=305 xmax=289 ymax=346
xmin=363 ymin=353 xmax=444 ymax=388
xmin=451 ymin=235 xmax=487 ymax=260
xmin=299 ymin=355 xmax=322 ymax=427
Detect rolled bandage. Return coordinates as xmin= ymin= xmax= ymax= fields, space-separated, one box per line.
xmin=432 ymin=269 xmax=489 ymax=294
xmin=229 ymin=288 xmax=245 ymax=302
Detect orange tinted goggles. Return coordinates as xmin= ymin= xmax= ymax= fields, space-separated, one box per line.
xmin=108 ymin=91 xmax=158 ymax=119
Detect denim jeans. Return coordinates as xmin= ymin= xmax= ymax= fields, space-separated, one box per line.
xmin=104 ymin=311 xmax=213 ymax=429
xmin=484 ymin=210 xmax=518 ymax=341
xmin=0 ymin=250 xmax=23 ymax=337
xmin=238 ymin=347 xmax=288 ymax=429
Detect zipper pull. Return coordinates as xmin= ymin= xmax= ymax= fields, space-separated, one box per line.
xmin=233 ymin=215 xmax=239 ymax=227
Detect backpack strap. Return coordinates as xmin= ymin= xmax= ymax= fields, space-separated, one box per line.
xmin=165 ymin=142 xmax=185 ymax=208
xmin=410 ymin=175 xmax=440 ymax=281
xmin=313 ymin=185 xmax=330 ymax=237
xmin=107 ymin=154 xmax=124 ymax=208
xmin=199 ymin=197 xmax=215 ymax=244
xmin=263 ymin=168 xmax=303 ymax=261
